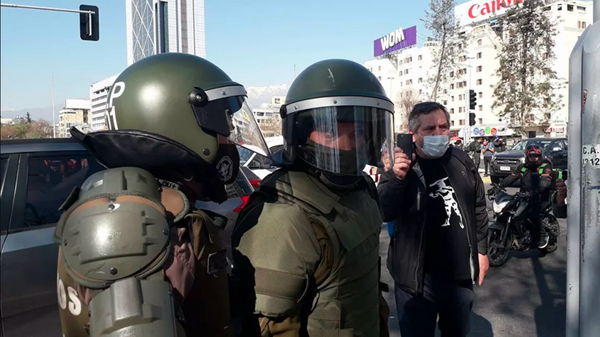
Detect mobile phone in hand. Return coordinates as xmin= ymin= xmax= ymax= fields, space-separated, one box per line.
xmin=396 ymin=133 xmax=414 ymax=160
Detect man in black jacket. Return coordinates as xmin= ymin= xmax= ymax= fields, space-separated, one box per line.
xmin=379 ymin=102 xmax=489 ymax=337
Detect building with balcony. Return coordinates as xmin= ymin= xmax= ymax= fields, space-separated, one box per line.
xmin=365 ymin=0 xmax=594 ymax=138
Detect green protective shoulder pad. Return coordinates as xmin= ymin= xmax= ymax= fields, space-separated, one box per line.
xmin=58 ymin=167 xmax=171 ymax=289
xmin=253 ymin=267 xmax=310 ymax=317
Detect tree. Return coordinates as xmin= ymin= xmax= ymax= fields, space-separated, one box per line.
xmin=1 ymin=119 xmax=52 ymax=140
xmin=26 ymin=112 xmax=32 ymax=124
xmin=491 ymin=0 xmax=562 ymax=135
xmin=395 ymin=87 xmax=422 ymax=132
xmin=422 ymin=0 xmax=467 ymax=101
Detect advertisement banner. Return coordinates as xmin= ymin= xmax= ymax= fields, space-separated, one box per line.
xmin=374 ymin=26 xmax=417 ymax=57
xmin=454 ymin=0 xmax=524 ymax=26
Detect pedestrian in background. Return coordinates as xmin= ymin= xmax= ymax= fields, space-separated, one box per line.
xmin=379 ymin=102 xmax=489 ymax=337
xmin=454 ymin=139 xmax=463 ymax=150
xmin=482 ymin=138 xmax=495 ymax=176
xmin=468 ymin=138 xmax=482 ymax=169
xmin=493 ymin=136 xmax=505 ymax=153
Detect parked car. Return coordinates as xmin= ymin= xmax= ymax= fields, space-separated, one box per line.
xmin=238 ymin=136 xmax=284 ymax=183
xmin=0 ymin=138 xmax=254 ymax=337
xmin=490 ymin=137 xmax=568 ymax=184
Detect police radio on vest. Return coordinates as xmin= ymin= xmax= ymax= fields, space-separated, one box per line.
xmin=380 ymin=27 xmax=406 ymax=52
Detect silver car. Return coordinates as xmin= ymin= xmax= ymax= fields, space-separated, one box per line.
xmin=0 ymin=138 xmax=253 ymax=337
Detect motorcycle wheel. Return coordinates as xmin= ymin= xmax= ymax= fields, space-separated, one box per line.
xmin=488 ymin=228 xmax=511 ymax=267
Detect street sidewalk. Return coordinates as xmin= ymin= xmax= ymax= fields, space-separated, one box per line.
xmin=478 ymin=168 xmax=491 ymax=183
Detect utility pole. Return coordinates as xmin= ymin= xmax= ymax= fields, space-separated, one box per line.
xmin=566 ymin=0 xmax=600 ymax=336
xmin=293 ymin=64 xmax=296 ymax=80
xmin=464 ymin=56 xmax=474 ymax=145
xmin=52 ymin=72 xmax=56 ymax=138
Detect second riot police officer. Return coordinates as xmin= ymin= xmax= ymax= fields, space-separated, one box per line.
xmin=231 ymin=59 xmax=394 ymax=336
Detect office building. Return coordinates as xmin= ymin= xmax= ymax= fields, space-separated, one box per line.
xmin=58 ymin=99 xmax=92 ymax=137
xmin=125 ymin=0 xmax=206 ymax=66
xmin=366 ymin=0 xmax=594 ymax=138
xmin=89 ymin=74 xmax=119 ymax=131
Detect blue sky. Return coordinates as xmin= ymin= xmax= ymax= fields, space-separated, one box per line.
xmin=1 ymin=0 xmax=445 ymax=112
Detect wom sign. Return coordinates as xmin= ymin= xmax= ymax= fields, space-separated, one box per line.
xmin=374 ymin=26 xmax=417 ymax=57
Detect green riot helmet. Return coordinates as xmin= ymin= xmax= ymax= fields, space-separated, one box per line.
xmin=280 ymin=59 xmax=395 ymax=176
xmin=72 ymin=53 xmax=270 ymax=190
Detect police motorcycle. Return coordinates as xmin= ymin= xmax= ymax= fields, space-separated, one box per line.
xmin=486 ymin=183 xmax=560 ymax=267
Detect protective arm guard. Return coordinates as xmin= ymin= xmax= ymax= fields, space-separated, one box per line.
xmin=54 ymin=167 xmax=181 ymax=337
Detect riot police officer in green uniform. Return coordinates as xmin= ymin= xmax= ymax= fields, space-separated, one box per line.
xmin=231 ymin=59 xmax=394 ymax=336
xmin=54 ymin=53 xmax=270 ymax=337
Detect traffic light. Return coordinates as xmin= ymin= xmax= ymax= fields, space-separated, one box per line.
xmin=469 ymin=89 xmax=477 ymax=110
xmin=469 ymin=112 xmax=476 ymax=126
xmin=80 ymin=5 xmax=100 ymax=41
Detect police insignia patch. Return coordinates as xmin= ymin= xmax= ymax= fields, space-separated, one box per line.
xmin=217 ymin=156 xmax=234 ymax=182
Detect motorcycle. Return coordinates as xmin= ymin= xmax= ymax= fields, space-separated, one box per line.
xmin=486 ymin=183 xmax=560 ymax=267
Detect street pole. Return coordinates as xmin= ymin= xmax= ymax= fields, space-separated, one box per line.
xmin=465 ymin=57 xmax=473 ymax=145
xmin=566 ymin=0 xmax=600 ymax=336
xmin=0 ymin=3 xmax=95 ymax=14
xmin=52 ymin=72 xmax=56 ymax=138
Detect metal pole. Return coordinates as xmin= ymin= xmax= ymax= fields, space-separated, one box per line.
xmin=0 ymin=3 xmax=95 ymax=14
xmin=52 ymin=73 xmax=56 ymax=138
xmin=465 ymin=57 xmax=473 ymax=145
xmin=566 ymin=0 xmax=600 ymax=335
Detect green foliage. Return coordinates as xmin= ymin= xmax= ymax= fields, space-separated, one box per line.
xmin=1 ymin=119 xmax=53 ymax=139
xmin=492 ymin=0 xmax=563 ymax=135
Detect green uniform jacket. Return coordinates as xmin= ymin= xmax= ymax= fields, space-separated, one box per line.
xmin=233 ymin=169 xmax=388 ymax=336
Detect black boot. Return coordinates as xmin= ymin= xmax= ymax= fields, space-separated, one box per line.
xmin=536 ymin=229 xmax=549 ymax=249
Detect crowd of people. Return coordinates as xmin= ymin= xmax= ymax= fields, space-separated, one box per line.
xmin=52 ymin=53 xmax=568 ymax=337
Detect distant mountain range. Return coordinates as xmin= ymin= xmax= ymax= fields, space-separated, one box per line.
xmin=1 ymin=106 xmax=56 ymax=122
xmin=245 ymin=83 xmax=290 ymax=107
xmin=0 ymin=84 xmax=291 ymax=122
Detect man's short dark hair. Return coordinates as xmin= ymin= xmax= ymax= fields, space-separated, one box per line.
xmin=408 ymin=102 xmax=451 ymax=132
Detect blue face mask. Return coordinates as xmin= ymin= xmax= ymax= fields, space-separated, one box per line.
xmin=417 ymin=134 xmax=450 ymax=159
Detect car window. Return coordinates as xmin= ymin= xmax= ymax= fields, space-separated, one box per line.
xmin=551 ymin=141 xmax=564 ymax=151
xmin=563 ymin=140 xmax=568 ymax=150
xmin=22 ymin=155 xmax=103 ymax=229
xmin=247 ymin=153 xmax=273 ymax=169
xmin=270 ymin=145 xmax=284 ymax=154
xmin=511 ymin=141 xmax=526 ymax=151
xmin=526 ymin=139 xmax=553 ymax=150
xmin=1 ymin=158 xmax=7 ymax=184
xmin=238 ymin=147 xmax=254 ymax=166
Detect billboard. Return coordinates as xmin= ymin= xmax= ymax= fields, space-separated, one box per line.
xmin=455 ymin=0 xmax=524 ymax=26
xmin=374 ymin=26 xmax=417 ymax=57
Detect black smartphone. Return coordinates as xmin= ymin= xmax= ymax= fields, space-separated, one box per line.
xmin=396 ymin=133 xmax=414 ymax=159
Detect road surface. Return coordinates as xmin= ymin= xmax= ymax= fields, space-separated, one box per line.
xmin=381 ymin=178 xmax=567 ymax=337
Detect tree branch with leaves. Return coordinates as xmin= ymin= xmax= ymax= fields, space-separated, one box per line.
xmin=1 ymin=119 xmax=53 ymax=139
xmin=491 ymin=0 xmax=563 ymax=135
xmin=395 ymin=86 xmax=422 ymax=132
xmin=422 ymin=0 xmax=467 ymax=101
